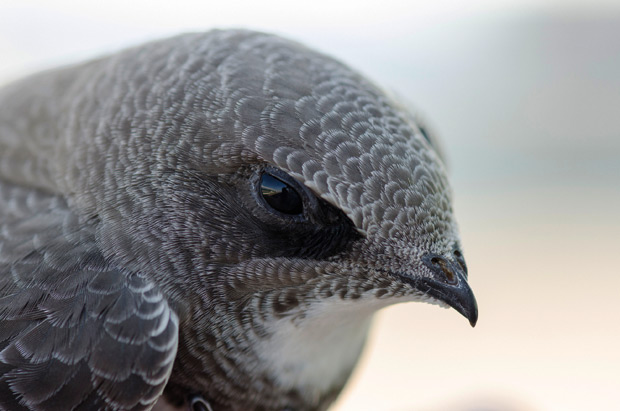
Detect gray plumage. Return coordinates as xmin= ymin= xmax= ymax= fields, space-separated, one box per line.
xmin=0 ymin=30 xmax=477 ymax=411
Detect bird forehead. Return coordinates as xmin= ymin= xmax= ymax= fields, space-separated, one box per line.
xmin=261 ymin=131 xmax=453 ymax=239
xmin=188 ymin=32 xmax=455 ymax=238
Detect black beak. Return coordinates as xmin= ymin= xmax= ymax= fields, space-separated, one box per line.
xmin=398 ymin=252 xmax=478 ymax=327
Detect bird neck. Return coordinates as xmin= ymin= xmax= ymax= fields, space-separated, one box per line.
xmin=168 ymin=289 xmax=413 ymax=410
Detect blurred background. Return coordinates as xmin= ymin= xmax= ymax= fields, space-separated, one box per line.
xmin=1 ymin=0 xmax=618 ymax=410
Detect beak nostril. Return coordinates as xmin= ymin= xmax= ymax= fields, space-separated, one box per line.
xmin=428 ymin=255 xmax=457 ymax=285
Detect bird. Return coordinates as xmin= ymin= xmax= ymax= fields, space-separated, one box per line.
xmin=0 ymin=29 xmax=477 ymax=411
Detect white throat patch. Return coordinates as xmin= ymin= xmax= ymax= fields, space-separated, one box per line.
xmin=255 ymin=295 xmax=412 ymax=401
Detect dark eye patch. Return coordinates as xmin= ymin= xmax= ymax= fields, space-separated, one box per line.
xmin=240 ymin=166 xmax=362 ymax=260
xmin=260 ymin=173 xmax=303 ymax=216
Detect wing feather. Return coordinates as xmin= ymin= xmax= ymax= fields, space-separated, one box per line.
xmin=0 ymin=181 xmax=179 ymax=411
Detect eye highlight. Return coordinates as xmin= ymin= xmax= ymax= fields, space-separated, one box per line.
xmin=260 ymin=173 xmax=304 ymax=215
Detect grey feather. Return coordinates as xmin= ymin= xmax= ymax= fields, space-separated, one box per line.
xmin=0 ymin=181 xmax=177 ymax=410
xmin=0 ymin=29 xmax=476 ymax=410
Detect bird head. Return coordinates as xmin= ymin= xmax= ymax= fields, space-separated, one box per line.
xmin=59 ymin=29 xmax=476 ymax=327
xmin=145 ymin=31 xmax=477 ymax=326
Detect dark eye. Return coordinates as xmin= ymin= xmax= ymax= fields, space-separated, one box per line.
xmin=260 ymin=173 xmax=303 ymax=215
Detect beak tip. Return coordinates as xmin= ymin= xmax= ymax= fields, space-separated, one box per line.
xmin=469 ymin=312 xmax=478 ymax=328
xmin=450 ymin=282 xmax=478 ymax=327
xmin=456 ymin=297 xmax=478 ymax=327
xmin=462 ymin=293 xmax=478 ymax=328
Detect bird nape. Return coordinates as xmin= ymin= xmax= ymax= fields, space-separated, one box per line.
xmin=0 ymin=29 xmax=477 ymax=411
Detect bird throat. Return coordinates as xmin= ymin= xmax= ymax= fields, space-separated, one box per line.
xmin=254 ymin=296 xmax=392 ymax=403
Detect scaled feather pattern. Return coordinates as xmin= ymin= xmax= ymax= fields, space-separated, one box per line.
xmin=0 ymin=30 xmax=477 ymax=411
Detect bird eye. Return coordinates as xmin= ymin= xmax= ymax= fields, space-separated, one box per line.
xmin=260 ymin=172 xmax=304 ymax=215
